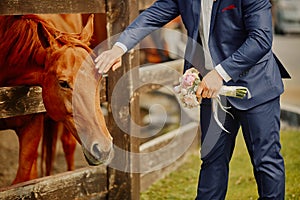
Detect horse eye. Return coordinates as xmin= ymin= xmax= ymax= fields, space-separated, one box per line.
xmin=59 ymin=80 xmax=71 ymax=89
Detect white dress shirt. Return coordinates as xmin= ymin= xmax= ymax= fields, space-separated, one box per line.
xmin=200 ymin=0 xmax=231 ymax=82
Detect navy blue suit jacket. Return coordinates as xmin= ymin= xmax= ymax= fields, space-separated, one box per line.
xmin=117 ymin=0 xmax=290 ymax=110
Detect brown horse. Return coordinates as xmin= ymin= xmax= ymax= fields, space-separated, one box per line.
xmin=39 ymin=14 xmax=83 ymax=178
xmin=40 ymin=14 xmax=109 ymax=177
xmin=0 ymin=14 xmax=113 ymax=184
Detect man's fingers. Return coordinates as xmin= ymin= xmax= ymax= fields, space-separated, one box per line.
xmin=95 ymin=53 xmax=107 ymax=71
xmin=196 ymin=81 xmax=206 ymax=97
xmin=94 ymin=55 xmax=101 ymax=69
xmin=98 ymin=58 xmax=122 ymax=74
xmin=196 ymin=87 xmax=203 ymax=98
xmin=112 ymin=59 xmax=122 ymax=71
xmin=94 ymin=54 xmax=102 ymax=64
xmin=95 ymin=59 xmax=103 ymax=70
xmin=202 ymin=90 xmax=209 ymax=98
xmin=96 ymin=56 xmax=112 ymax=74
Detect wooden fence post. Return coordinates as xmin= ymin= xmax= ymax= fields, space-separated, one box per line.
xmin=105 ymin=0 xmax=140 ymax=199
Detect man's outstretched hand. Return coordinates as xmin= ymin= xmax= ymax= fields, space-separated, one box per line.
xmin=95 ymin=45 xmax=125 ymax=74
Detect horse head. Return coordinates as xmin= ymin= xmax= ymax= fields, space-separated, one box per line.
xmin=37 ymin=15 xmax=113 ymax=165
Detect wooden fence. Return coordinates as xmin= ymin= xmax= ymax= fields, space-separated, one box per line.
xmin=0 ymin=1 xmax=199 ymax=199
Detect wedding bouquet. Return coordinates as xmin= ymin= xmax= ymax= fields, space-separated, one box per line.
xmin=174 ymin=68 xmax=251 ymax=132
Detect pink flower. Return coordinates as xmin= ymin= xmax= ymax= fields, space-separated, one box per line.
xmin=181 ymin=74 xmax=196 ymax=88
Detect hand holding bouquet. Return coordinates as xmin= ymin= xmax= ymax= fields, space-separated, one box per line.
xmin=174 ymin=68 xmax=251 ymax=132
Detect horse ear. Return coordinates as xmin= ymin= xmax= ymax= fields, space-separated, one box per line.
xmin=80 ymin=14 xmax=94 ymax=44
xmin=37 ymin=22 xmax=59 ymax=50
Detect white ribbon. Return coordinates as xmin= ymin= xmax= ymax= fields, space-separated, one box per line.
xmin=212 ymin=97 xmax=232 ymax=133
xmin=212 ymin=86 xmax=251 ymax=133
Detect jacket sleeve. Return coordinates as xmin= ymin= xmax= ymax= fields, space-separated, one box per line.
xmin=220 ymin=0 xmax=273 ymax=82
xmin=117 ymin=0 xmax=180 ymax=51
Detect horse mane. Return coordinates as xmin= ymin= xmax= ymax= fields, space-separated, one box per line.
xmin=0 ymin=15 xmax=92 ymax=69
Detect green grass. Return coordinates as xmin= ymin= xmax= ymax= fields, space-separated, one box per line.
xmin=141 ymin=130 xmax=300 ymax=200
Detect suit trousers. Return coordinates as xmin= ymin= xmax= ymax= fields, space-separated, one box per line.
xmin=196 ymin=97 xmax=285 ymax=200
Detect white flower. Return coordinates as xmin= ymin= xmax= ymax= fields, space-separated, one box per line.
xmin=181 ymin=88 xmax=188 ymax=95
xmin=183 ymin=93 xmax=199 ymax=108
xmin=173 ymin=85 xmax=181 ymax=93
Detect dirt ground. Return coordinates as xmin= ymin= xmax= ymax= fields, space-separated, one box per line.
xmin=0 ymin=129 xmax=89 ymax=188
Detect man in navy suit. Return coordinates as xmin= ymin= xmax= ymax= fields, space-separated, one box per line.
xmin=95 ymin=0 xmax=290 ymax=199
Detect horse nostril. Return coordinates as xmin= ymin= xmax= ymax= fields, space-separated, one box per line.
xmin=92 ymin=143 xmax=101 ymax=159
xmin=92 ymin=143 xmax=113 ymax=163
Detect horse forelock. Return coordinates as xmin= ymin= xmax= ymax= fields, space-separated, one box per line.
xmin=46 ymin=45 xmax=94 ymax=75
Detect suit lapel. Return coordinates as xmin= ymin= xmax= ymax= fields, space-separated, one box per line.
xmin=192 ymin=0 xmax=200 ymax=36
xmin=210 ymin=0 xmax=221 ymax=34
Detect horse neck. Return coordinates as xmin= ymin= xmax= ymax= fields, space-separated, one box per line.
xmin=0 ymin=15 xmax=47 ymax=87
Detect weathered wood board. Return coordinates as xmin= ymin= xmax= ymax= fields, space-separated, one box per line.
xmin=0 ymin=0 xmax=105 ymax=15
xmin=0 ymin=86 xmax=46 ymax=118
xmin=0 ymin=166 xmax=107 ymax=200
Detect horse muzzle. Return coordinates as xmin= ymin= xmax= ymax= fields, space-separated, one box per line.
xmin=82 ymin=143 xmax=114 ymax=166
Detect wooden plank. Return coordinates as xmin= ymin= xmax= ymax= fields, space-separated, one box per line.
xmin=139 ymin=122 xmax=199 ymax=192
xmin=0 ymin=86 xmax=46 ymax=118
xmin=139 ymin=59 xmax=184 ymax=93
xmin=105 ymin=0 xmax=140 ymax=199
xmin=0 ymin=166 xmax=107 ymax=200
xmin=0 ymin=0 xmax=105 ymax=15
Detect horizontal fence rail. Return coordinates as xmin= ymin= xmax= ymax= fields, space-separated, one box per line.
xmin=138 ymin=59 xmax=184 ymax=92
xmin=0 ymin=0 xmax=106 ymax=15
xmin=0 ymin=0 xmax=157 ymax=15
xmin=0 ymin=166 xmax=107 ymax=200
xmin=0 ymin=86 xmax=45 ymax=118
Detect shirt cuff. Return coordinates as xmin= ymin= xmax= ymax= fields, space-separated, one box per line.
xmin=114 ymin=42 xmax=128 ymax=53
xmin=215 ymin=64 xmax=232 ymax=82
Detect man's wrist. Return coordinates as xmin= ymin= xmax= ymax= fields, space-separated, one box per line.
xmin=215 ymin=64 xmax=232 ymax=82
xmin=114 ymin=42 xmax=128 ymax=53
